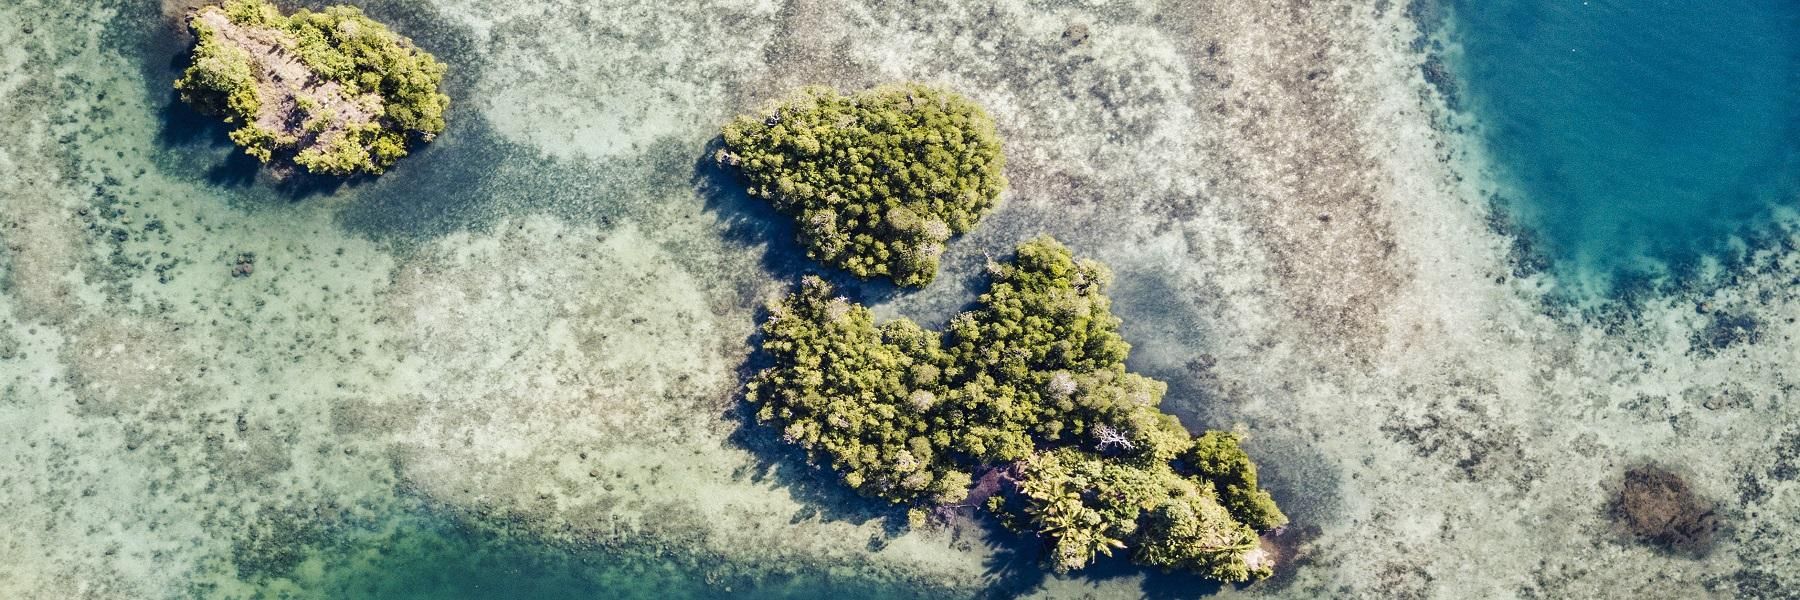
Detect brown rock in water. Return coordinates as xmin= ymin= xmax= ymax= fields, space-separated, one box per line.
xmin=1611 ymin=464 xmax=1717 ymax=555
xmin=1062 ymin=23 xmax=1090 ymax=47
xmin=1257 ymin=523 xmax=1319 ymax=580
xmin=231 ymin=252 xmax=256 ymax=278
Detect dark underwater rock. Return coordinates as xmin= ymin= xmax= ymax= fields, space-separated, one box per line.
xmin=1611 ymin=464 xmax=1717 ymax=556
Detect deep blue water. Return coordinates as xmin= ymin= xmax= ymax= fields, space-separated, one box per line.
xmin=1446 ymin=0 xmax=1800 ymax=294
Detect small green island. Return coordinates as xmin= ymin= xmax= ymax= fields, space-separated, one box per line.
xmin=174 ymin=0 xmax=450 ymax=176
xmin=720 ymin=84 xmax=1007 ymax=287
xmin=749 ymin=237 xmax=1287 ymax=581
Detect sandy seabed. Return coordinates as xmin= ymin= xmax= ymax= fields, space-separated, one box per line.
xmin=2 ymin=0 xmax=1798 ymax=598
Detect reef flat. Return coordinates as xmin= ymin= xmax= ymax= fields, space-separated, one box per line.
xmin=3 ymin=0 xmax=1800 ymax=598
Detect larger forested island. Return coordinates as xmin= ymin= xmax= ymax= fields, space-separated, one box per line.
xmin=174 ymin=0 xmax=449 ymax=176
xmin=749 ymin=237 xmax=1287 ymax=581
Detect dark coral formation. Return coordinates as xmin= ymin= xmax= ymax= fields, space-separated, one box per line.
xmin=1690 ymin=308 xmax=1762 ymax=356
xmin=1611 ymin=464 xmax=1717 ymax=556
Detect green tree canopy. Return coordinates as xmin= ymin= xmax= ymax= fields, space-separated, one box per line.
xmin=721 ymin=84 xmax=1007 ymax=286
xmin=174 ymin=0 xmax=449 ymax=176
xmin=747 ymin=236 xmax=1285 ymax=582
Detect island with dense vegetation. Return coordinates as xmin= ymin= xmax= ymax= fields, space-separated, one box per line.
xmin=174 ymin=0 xmax=450 ymax=176
xmin=747 ymin=236 xmax=1287 ymax=582
xmin=719 ymin=84 xmax=1007 ymax=287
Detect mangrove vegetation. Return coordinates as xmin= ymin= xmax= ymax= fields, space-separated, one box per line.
xmin=719 ymin=84 xmax=1007 ymax=287
xmin=174 ymin=0 xmax=450 ymax=176
xmin=747 ymin=236 xmax=1286 ymax=582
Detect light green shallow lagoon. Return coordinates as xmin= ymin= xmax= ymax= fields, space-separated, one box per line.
xmin=3 ymin=0 xmax=1800 ymax=598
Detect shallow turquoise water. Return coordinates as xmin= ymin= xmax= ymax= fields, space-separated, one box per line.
xmin=224 ymin=505 xmax=947 ymax=600
xmin=1447 ymin=0 xmax=1800 ymax=293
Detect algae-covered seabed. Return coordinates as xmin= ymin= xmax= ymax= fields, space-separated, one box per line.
xmin=2 ymin=0 xmax=1797 ymax=598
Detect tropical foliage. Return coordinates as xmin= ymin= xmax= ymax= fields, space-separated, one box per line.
xmin=747 ymin=236 xmax=1285 ymax=581
xmin=720 ymin=84 xmax=1007 ymax=286
xmin=174 ymin=0 xmax=448 ymax=176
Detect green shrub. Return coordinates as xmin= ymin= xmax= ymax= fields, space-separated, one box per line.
xmin=746 ymin=277 xmax=965 ymax=505
xmin=747 ymin=236 xmax=1284 ymax=581
xmin=1184 ymin=431 xmax=1289 ymax=530
xmin=1015 ymin=448 xmax=1153 ymax=573
xmin=226 ymin=125 xmax=281 ymax=162
xmin=721 ymin=84 xmax=1007 ymax=286
xmin=1132 ymin=483 xmax=1265 ymax=581
xmin=173 ymin=0 xmax=448 ymax=176
xmin=294 ymin=124 xmax=379 ymax=176
xmin=174 ymin=25 xmax=260 ymax=118
xmin=278 ymin=3 xmax=450 ymax=136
